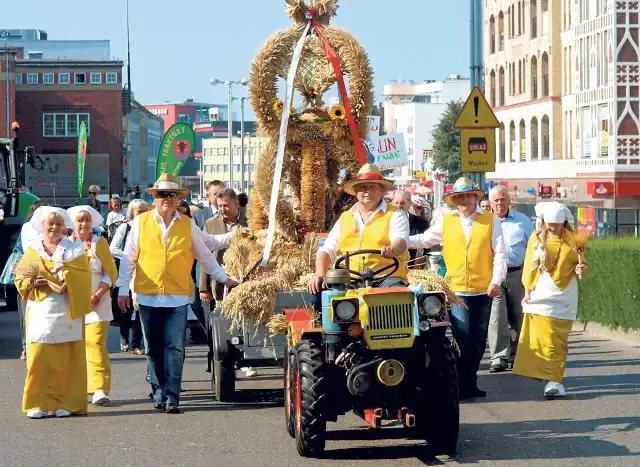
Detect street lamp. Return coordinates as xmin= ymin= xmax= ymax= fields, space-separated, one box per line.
xmin=209 ymin=78 xmax=248 ymax=190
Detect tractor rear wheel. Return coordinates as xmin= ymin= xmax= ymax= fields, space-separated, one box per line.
xmin=284 ymin=341 xmax=296 ymax=438
xmin=294 ymin=339 xmax=327 ymax=457
xmin=415 ymin=335 xmax=459 ymax=456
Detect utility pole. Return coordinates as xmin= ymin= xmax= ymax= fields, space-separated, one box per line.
xmin=5 ymin=30 xmax=10 ymax=138
xmin=240 ymin=97 xmax=246 ymax=192
xmin=227 ymin=81 xmax=233 ymax=189
xmin=468 ymin=0 xmax=486 ymax=190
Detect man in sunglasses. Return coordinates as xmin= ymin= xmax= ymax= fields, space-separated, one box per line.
xmin=116 ymin=173 xmax=237 ymax=414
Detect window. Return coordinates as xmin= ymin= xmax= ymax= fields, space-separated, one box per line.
xmin=59 ymin=72 xmax=70 ymax=85
xmin=90 ymin=72 xmax=102 ymax=84
xmin=42 ymin=112 xmax=90 ymax=137
xmin=14 ymin=73 xmax=22 ymax=85
xmin=74 ymin=73 xmax=86 ymax=84
xmin=27 ymin=73 xmax=38 ymax=85
xmin=106 ymin=72 xmax=118 ymax=84
xmin=43 ymin=73 xmax=54 ymax=85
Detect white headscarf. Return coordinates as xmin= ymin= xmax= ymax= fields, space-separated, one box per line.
xmin=67 ymin=205 xmax=104 ymax=228
xmin=534 ymin=201 xmax=574 ymax=229
xmin=30 ymin=206 xmax=74 ymax=232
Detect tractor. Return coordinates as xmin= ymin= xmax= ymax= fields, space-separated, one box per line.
xmin=283 ymin=249 xmax=460 ymax=457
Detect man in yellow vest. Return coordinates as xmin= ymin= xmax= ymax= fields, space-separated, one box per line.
xmin=409 ymin=177 xmax=507 ymax=399
xmin=308 ymin=164 xmax=410 ymax=303
xmin=116 ymin=173 xmax=237 ymax=414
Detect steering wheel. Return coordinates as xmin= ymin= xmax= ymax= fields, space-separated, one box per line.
xmin=333 ymin=249 xmax=400 ymax=284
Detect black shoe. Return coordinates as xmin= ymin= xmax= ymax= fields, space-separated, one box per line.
xmin=165 ymin=404 xmax=180 ymax=414
xmin=153 ymin=402 xmax=166 ymax=410
xmin=460 ymin=387 xmax=487 ymax=400
xmin=489 ymin=363 xmax=507 ymax=373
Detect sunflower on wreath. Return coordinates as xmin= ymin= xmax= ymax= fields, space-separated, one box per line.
xmin=329 ymin=104 xmax=346 ymax=121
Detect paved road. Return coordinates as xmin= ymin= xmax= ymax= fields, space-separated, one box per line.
xmin=1 ymin=307 xmax=639 ymax=467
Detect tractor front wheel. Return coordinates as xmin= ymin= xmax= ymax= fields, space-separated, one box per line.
xmin=415 ymin=335 xmax=460 ymax=456
xmin=294 ymin=339 xmax=327 ymax=457
xmin=284 ymin=341 xmax=296 ymax=438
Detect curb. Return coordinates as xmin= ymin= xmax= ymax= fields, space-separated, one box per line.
xmin=572 ymin=320 xmax=640 ymax=348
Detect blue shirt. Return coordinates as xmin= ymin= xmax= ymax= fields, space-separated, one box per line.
xmin=498 ymin=209 xmax=534 ymax=267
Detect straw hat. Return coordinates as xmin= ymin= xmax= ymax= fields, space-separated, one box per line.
xmin=146 ymin=173 xmax=189 ymax=197
xmin=442 ymin=177 xmax=485 ymax=207
xmin=343 ymin=163 xmax=394 ymax=196
xmin=67 ymin=205 xmax=104 ymax=228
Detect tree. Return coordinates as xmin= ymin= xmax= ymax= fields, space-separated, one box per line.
xmin=431 ymin=100 xmax=463 ymax=182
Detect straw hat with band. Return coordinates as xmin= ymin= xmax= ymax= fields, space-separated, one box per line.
xmin=442 ymin=177 xmax=486 ymax=207
xmin=343 ymin=163 xmax=394 ymax=196
xmin=67 ymin=205 xmax=104 ymax=228
xmin=146 ymin=173 xmax=189 ymax=197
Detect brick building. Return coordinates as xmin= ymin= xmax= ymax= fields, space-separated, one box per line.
xmin=0 ymin=51 xmax=124 ymax=202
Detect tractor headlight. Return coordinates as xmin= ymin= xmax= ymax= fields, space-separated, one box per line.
xmin=335 ymin=300 xmax=357 ymax=321
xmin=420 ymin=295 xmax=443 ymax=317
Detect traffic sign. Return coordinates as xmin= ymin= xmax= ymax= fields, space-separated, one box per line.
xmin=454 ymin=86 xmax=500 ymax=129
xmin=461 ymin=128 xmax=496 ymax=172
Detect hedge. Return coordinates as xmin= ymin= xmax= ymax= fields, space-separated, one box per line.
xmin=578 ymin=236 xmax=640 ymax=331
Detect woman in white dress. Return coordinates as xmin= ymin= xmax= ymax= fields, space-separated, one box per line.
xmin=14 ymin=207 xmax=92 ymax=418
xmin=68 ymin=205 xmax=118 ymax=406
xmin=106 ymin=197 xmax=126 ymax=227
xmin=513 ymin=201 xmax=588 ymax=398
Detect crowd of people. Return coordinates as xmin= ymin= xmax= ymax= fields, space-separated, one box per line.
xmin=3 ymin=173 xmax=249 ymax=417
xmin=2 ymin=163 xmax=588 ymax=419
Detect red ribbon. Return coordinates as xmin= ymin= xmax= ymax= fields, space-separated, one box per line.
xmin=312 ymin=24 xmax=367 ymax=167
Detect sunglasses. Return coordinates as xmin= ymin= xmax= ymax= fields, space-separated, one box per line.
xmin=89 ymin=192 xmax=97 ymax=195
xmin=156 ymin=192 xmax=178 ymax=199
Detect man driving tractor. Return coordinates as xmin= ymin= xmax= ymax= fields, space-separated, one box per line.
xmin=307 ymin=163 xmax=410 ymax=306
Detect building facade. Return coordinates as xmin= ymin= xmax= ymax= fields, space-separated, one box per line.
xmin=201 ymin=135 xmax=265 ymax=194
xmin=382 ymin=76 xmax=469 ymax=185
xmin=485 ymin=0 xmax=640 ymax=224
xmin=122 ymin=100 xmax=164 ymax=193
xmin=11 ymin=58 xmax=123 ymax=202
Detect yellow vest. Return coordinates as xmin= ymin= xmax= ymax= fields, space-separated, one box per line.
xmin=522 ymin=230 xmax=580 ymax=291
xmin=134 ymin=211 xmax=195 ymax=296
xmin=337 ymin=206 xmax=409 ymax=282
xmin=442 ymin=211 xmax=494 ymax=293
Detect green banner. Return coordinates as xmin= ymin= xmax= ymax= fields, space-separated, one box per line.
xmin=77 ymin=121 xmax=88 ymax=199
xmin=156 ymin=122 xmax=196 ymax=180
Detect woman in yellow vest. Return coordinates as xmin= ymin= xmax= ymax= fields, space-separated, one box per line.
xmin=14 ymin=207 xmax=92 ymax=418
xmin=308 ymin=164 xmax=410 ymax=301
xmin=513 ymin=201 xmax=587 ymax=398
xmin=68 ymin=205 xmax=118 ymax=406
xmin=408 ymin=177 xmax=507 ymax=399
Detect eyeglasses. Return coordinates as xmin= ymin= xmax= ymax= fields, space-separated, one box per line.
xmin=156 ymin=191 xmax=177 ymax=199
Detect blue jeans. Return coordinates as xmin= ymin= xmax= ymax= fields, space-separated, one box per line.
xmin=449 ymin=294 xmax=492 ymax=392
xmin=310 ymin=277 xmax=406 ymax=313
xmin=139 ymin=305 xmax=188 ymax=406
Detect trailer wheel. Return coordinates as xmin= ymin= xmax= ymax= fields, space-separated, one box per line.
xmin=213 ymin=357 xmax=236 ymax=402
xmin=294 ymin=339 xmax=327 ymax=457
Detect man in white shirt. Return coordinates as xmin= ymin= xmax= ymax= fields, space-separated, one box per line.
xmin=308 ymin=164 xmax=409 ymax=308
xmin=117 ymin=174 xmax=237 ymax=414
xmin=409 ymin=177 xmax=507 ymax=399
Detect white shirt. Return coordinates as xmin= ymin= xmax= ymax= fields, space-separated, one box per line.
xmin=106 ymin=210 xmax=126 ymax=226
xmin=409 ymin=207 xmax=507 ymax=294
xmin=109 ymin=222 xmax=131 ymax=260
xmin=116 ymin=209 xmax=231 ymax=308
xmin=319 ymin=200 xmax=410 ymax=263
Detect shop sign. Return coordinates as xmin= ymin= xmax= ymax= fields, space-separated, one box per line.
xmin=538 ymin=184 xmax=553 ymax=198
xmin=586 ymin=181 xmax=614 ymax=197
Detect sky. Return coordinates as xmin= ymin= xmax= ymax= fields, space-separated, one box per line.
xmin=10 ymin=0 xmax=471 ymax=108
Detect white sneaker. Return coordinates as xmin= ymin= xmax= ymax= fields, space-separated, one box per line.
xmin=55 ymin=409 xmax=71 ymax=418
xmin=245 ymin=367 xmax=258 ymax=378
xmin=544 ymin=381 xmax=567 ymax=398
xmin=92 ymin=391 xmax=110 ymax=405
xmin=26 ymin=409 xmax=48 ymax=419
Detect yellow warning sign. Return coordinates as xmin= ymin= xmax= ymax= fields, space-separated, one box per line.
xmin=461 ymin=128 xmax=496 ymax=172
xmin=454 ymin=86 xmax=500 ymax=129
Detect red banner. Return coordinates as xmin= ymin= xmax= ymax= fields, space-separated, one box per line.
xmin=313 ymin=24 xmax=367 ymax=167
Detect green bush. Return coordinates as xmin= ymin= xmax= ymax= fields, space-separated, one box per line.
xmin=578 ymin=236 xmax=640 ymax=331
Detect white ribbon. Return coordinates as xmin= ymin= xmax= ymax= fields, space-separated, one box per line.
xmin=261 ymin=21 xmax=312 ymax=267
